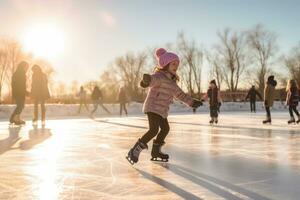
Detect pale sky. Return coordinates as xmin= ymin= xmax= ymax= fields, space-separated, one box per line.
xmin=0 ymin=0 xmax=300 ymax=84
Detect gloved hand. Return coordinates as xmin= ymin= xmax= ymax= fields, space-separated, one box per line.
xmin=192 ymin=99 xmax=203 ymax=108
xmin=264 ymin=100 xmax=268 ymax=106
xmin=143 ymin=74 xmax=151 ymax=84
xmin=140 ymin=74 xmax=151 ymax=88
xmin=218 ymin=102 xmax=221 ymax=107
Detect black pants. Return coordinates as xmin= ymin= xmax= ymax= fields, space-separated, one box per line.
xmin=120 ymin=103 xmax=128 ymax=115
xmin=33 ymin=99 xmax=46 ymax=121
xmin=250 ymin=101 xmax=256 ymax=112
xmin=210 ymin=106 xmax=218 ymax=118
xmin=265 ymin=106 xmax=271 ymax=118
xmin=10 ymin=98 xmax=25 ymax=122
xmin=289 ymin=106 xmax=299 ymax=118
xmin=140 ymin=112 xmax=170 ymax=144
xmin=91 ymin=100 xmax=110 ymax=114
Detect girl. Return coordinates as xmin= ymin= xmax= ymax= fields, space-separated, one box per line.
xmin=202 ymin=80 xmax=222 ymax=124
xmin=263 ymin=75 xmax=277 ymax=124
xmin=126 ymin=48 xmax=202 ymax=165
xmin=31 ymin=65 xmax=50 ymax=125
xmin=285 ymin=79 xmax=300 ymax=124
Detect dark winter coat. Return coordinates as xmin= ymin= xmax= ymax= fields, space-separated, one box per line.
xmin=264 ymin=79 xmax=277 ymax=107
xmin=245 ymin=88 xmax=262 ymax=101
xmin=91 ymin=88 xmax=103 ymax=101
xmin=286 ymin=87 xmax=299 ymax=106
xmin=205 ymin=88 xmax=221 ymax=107
xmin=31 ymin=72 xmax=50 ymax=101
xmin=11 ymin=68 xmax=27 ymax=100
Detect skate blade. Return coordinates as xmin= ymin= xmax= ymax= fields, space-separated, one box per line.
xmin=126 ymin=156 xmax=135 ymax=165
xmin=150 ymin=157 xmax=168 ymax=162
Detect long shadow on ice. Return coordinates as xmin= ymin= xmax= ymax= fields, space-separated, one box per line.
xmin=0 ymin=127 xmax=21 ymax=155
xmin=19 ymin=126 xmax=52 ymax=150
xmin=157 ymin=163 xmax=272 ymax=200
xmin=135 ymin=168 xmax=203 ymax=200
xmin=95 ymin=119 xmax=147 ymax=129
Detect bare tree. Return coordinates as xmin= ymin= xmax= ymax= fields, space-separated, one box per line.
xmin=206 ymin=51 xmax=224 ymax=90
xmin=284 ymin=42 xmax=300 ymax=84
xmin=177 ymin=33 xmax=203 ymax=97
xmin=216 ymin=28 xmax=248 ymax=101
xmin=246 ymin=24 xmax=278 ymax=93
xmin=113 ymin=52 xmax=147 ymax=101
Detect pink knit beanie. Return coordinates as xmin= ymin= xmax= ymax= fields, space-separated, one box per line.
xmin=155 ymin=48 xmax=180 ymax=69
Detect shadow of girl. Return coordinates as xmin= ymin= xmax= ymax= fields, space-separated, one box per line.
xmin=19 ymin=126 xmax=52 ymax=150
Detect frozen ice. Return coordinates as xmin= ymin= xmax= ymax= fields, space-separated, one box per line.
xmin=0 ymin=111 xmax=300 ymax=200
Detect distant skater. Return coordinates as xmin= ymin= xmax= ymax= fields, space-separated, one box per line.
xmin=126 ymin=48 xmax=202 ymax=165
xmin=202 ymin=80 xmax=222 ymax=124
xmin=77 ymin=86 xmax=89 ymax=114
xmin=263 ymin=75 xmax=277 ymax=124
xmin=118 ymin=85 xmax=128 ymax=116
xmin=285 ymin=79 xmax=300 ymax=124
xmin=245 ymin=85 xmax=262 ymax=113
xmin=9 ymin=61 xmax=29 ymax=125
xmin=31 ymin=65 xmax=50 ymax=125
xmin=90 ymin=86 xmax=111 ymax=117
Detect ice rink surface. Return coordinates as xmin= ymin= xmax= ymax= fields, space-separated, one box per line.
xmin=0 ymin=112 xmax=300 ymax=200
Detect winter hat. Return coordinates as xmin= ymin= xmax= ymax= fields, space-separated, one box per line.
xmin=267 ymin=75 xmax=274 ymax=82
xmin=210 ymin=79 xmax=217 ymax=85
xmin=155 ymin=48 xmax=180 ymax=69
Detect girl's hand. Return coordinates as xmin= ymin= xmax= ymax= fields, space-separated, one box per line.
xmin=142 ymin=74 xmax=151 ymax=84
xmin=192 ymin=99 xmax=203 ymax=108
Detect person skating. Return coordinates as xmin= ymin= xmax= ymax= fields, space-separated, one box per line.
xmin=126 ymin=48 xmax=202 ymax=165
xmin=90 ymin=86 xmax=111 ymax=117
xmin=77 ymin=86 xmax=89 ymax=114
xmin=263 ymin=75 xmax=277 ymax=124
xmin=202 ymin=80 xmax=222 ymax=124
xmin=31 ymin=65 xmax=50 ymax=125
xmin=285 ymin=79 xmax=300 ymax=124
xmin=9 ymin=61 xmax=30 ymax=125
xmin=245 ymin=85 xmax=262 ymax=113
xmin=118 ymin=85 xmax=128 ymax=116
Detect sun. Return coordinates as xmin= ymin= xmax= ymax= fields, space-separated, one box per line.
xmin=22 ymin=23 xmax=65 ymax=59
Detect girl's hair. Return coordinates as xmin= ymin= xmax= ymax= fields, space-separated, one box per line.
xmin=153 ymin=64 xmax=180 ymax=81
xmin=286 ymin=79 xmax=298 ymax=91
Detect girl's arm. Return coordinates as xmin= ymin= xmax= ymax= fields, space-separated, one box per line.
xmin=173 ymin=85 xmax=194 ymax=106
xmin=140 ymin=73 xmax=162 ymax=88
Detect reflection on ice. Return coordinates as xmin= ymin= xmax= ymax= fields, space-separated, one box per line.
xmin=0 ymin=112 xmax=299 ymax=199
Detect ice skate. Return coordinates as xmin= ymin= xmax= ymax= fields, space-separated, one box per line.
xmin=296 ymin=116 xmax=300 ymax=124
xmin=209 ymin=118 xmax=214 ymax=124
xmin=150 ymin=140 xmax=169 ymax=162
xmin=214 ymin=117 xmax=218 ymax=124
xmin=288 ymin=117 xmax=295 ymax=124
xmin=263 ymin=118 xmax=271 ymax=124
xmin=126 ymin=139 xmax=148 ymax=165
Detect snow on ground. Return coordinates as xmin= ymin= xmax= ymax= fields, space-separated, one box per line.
xmin=0 ymin=101 xmax=291 ymax=120
xmin=0 ymin=112 xmax=299 ymax=200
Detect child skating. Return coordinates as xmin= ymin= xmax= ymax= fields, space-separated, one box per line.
xmin=263 ymin=75 xmax=277 ymax=124
xmin=202 ymin=80 xmax=222 ymax=124
xmin=285 ymin=79 xmax=300 ymax=124
xmin=126 ymin=48 xmax=202 ymax=165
